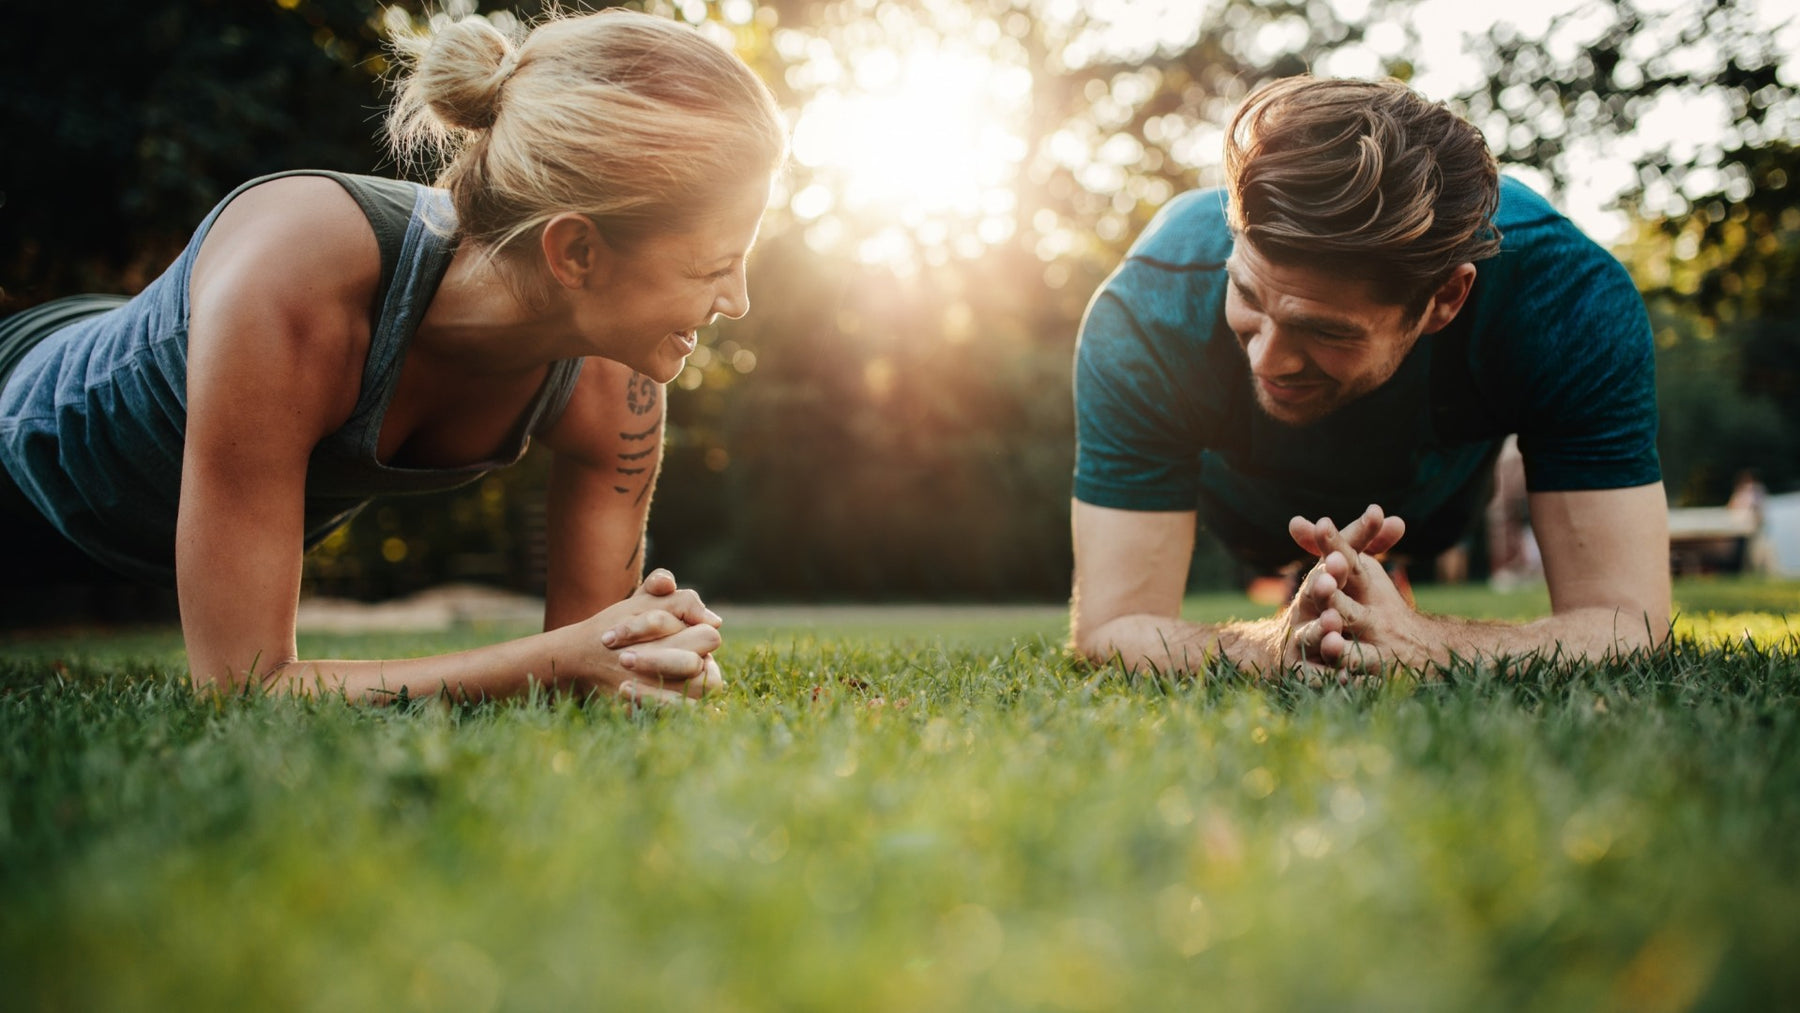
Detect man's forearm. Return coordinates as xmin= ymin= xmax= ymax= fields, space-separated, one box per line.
xmin=1375 ymin=605 xmax=1669 ymax=671
xmin=1078 ymin=614 xmax=1283 ymax=676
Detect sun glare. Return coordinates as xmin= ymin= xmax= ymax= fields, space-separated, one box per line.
xmin=784 ymin=24 xmax=1033 ymax=271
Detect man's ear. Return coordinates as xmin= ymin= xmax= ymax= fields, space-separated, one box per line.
xmin=540 ymin=213 xmax=609 ymax=290
xmin=1419 ymin=263 xmax=1477 ymax=335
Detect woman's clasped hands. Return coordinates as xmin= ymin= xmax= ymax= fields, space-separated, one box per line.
xmin=580 ymin=569 xmax=725 ymax=705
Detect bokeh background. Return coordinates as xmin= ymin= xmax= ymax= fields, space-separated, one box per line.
xmin=2 ymin=0 xmax=1795 ymax=602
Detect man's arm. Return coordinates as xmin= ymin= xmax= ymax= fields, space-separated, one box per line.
xmin=1302 ymin=483 xmax=1671 ymax=671
xmin=1071 ymin=500 xmax=1283 ymax=675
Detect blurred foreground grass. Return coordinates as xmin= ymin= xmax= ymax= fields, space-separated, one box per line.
xmin=2 ymin=577 xmax=1798 ymax=1011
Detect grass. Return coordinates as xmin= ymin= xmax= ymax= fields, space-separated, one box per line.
xmin=2 ymin=576 xmax=1798 ymax=1011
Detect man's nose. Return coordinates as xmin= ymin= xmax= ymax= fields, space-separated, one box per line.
xmin=1245 ymin=325 xmax=1304 ymax=376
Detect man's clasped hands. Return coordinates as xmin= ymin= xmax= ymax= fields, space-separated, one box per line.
xmin=1279 ymin=503 xmax=1427 ymax=681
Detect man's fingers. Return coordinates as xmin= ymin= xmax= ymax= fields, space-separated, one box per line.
xmin=1334 ymin=639 xmax=1386 ymax=676
xmin=1319 ymin=629 xmax=1349 ymax=665
xmin=1318 ymin=523 xmax=1396 ymax=599
xmin=1324 ymin=588 xmax=1371 ymax=629
xmin=1301 ymin=562 xmax=1338 ymax=606
xmin=1364 ymin=516 xmax=1407 ymax=556
xmin=1288 ymin=515 xmax=1322 ymax=556
xmin=1312 ymin=519 xmax=1367 ymax=594
xmin=1324 ymin=550 xmax=1351 ymax=588
xmin=1289 ymin=608 xmax=1344 ymax=666
xmin=1334 ymin=504 xmax=1382 ymax=553
xmin=1295 ymin=506 xmax=1407 ymax=562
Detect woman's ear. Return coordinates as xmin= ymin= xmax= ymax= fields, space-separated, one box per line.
xmin=540 ymin=214 xmax=609 ymax=290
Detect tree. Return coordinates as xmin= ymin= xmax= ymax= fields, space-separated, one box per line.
xmin=0 ymin=0 xmax=418 ymax=305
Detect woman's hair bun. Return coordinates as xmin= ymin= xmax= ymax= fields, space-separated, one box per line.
xmin=400 ymin=17 xmax=517 ymax=134
xmin=387 ymin=9 xmax=788 ymax=261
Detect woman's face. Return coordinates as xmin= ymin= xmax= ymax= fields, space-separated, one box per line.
xmin=582 ymin=178 xmax=770 ymax=383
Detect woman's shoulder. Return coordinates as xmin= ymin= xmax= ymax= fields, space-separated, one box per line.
xmin=190 ymin=175 xmax=387 ymax=329
xmin=185 ymin=175 xmax=389 ymax=426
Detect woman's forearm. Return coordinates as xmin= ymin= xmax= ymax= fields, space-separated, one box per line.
xmin=206 ymin=622 xmax=602 ymax=703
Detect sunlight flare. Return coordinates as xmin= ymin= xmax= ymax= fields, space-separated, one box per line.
xmin=786 ymin=31 xmax=1031 ymax=268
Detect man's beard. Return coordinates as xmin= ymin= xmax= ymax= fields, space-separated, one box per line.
xmin=1253 ymin=376 xmax=1346 ymax=426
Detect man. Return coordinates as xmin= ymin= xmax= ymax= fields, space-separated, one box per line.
xmin=1070 ymin=76 xmax=1669 ymax=677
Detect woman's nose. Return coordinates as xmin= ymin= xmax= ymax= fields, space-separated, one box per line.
xmin=713 ymin=268 xmax=750 ymax=321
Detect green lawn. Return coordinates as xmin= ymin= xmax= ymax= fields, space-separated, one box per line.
xmin=3 ymin=577 xmax=1798 ymax=1011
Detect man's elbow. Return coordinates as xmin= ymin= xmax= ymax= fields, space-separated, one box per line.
xmin=1070 ymin=613 xmax=1127 ymax=667
xmin=1635 ymin=607 xmax=1673 ymax=651
xmin=1069 ymin=625 xmax=1109 ymax=667
xmin=1583 ymin=603 xmax=1671 ymax=655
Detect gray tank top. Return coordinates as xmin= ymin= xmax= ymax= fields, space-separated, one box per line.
xmin=0 ymin=170 xmax=584 ymax=586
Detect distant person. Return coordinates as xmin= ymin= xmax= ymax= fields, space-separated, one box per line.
xmin=1727 ymin=468 xmax=1772 ymax=574
xmin=1485 ymin=435 xmax=1541 ymax=589
xmin=0 ymin=11 xmax=785 ymax=703
xmin=1071 ymin=76 xmax=1669 ymax=677
xmin=1727 ymin=469 xmax=1768 ymax=528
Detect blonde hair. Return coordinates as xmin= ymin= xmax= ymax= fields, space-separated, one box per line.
xmin=1224 ymin=77 xmax=1501 ymax=316
xmin=387 ymin=9 xmax=787 ymax=257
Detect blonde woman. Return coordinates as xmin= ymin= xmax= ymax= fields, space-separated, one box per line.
xmin=0 ymin=10 xmax=786 ymax=703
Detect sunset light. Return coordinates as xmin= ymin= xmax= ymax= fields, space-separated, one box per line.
xmin=779 ymin=10 xmax=1034 ymax=270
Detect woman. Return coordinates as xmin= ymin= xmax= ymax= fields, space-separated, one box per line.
xmin=0 ymin=10 xmax=787 ymax=704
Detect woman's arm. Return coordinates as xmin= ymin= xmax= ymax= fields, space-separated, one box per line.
xmin=537 ymin=359 xmax=671 ymax=631
xmin=178 ymin=176 xmax=714 ymax=704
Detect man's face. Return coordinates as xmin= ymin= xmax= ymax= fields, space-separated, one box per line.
xmin=1222 ymin=241 xmax=1434 ymax=426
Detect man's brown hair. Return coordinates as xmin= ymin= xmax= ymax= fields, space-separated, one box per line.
xmin=1224 ymin=77 xmax=1502 ymax=317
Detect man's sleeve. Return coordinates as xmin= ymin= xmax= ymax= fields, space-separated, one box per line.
xmin=1500 ymin=233 xmax=1661 ymax=492
xmin=1072 ymin=268 xmax=1213 ymax=511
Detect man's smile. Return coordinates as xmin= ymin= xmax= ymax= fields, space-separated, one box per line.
xmin=1256 ymin=375 xmax=1330 ymax=405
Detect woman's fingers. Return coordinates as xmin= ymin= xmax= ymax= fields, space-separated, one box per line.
xmin=601 ymin=608 xmax=689 ymax=648
xmin=632 ymin=570 xmax=723 ymax=625
xmin=618 ymin=624 xmax=724 ymax=680
xmin=637 ymin=568 xmax=679 ymax=597
xmin=615 ymin=679 xmax=693 ymax=708
xmin=612 ymin=657 xmax=724 ymax=707
xmin=681 ymin=657 xmax=726 ymax=700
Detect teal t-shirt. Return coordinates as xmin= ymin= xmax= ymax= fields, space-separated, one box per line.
xmin=1072 ymin=177 xmax=1659 ymax=566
